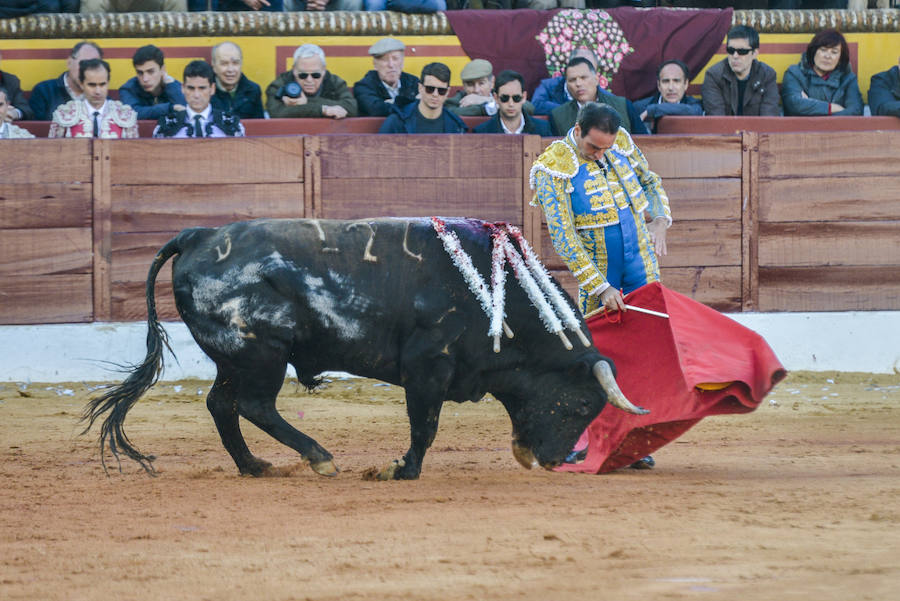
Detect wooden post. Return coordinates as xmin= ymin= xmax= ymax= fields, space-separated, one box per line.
xmin=521 ymin=134 xmax=543 ymax=256
xmin=303 ymin=135 xmax=321 ymax=218
xmin=92 ymin=139 xmax=112 ymax=322
xmin=741 ymin=131 xmax=760 ymax=312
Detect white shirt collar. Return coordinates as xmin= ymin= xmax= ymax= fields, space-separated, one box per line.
xmin=64 ymin=73 xmax=84 ymax=101
xmin=186 ymin=105 xmax=213 ymax=121
xmin=500 ymin=114 xmax=525 ymax=134
xmin=381 ymin=79 xmax=400 ymax=100
xmin=0 ymin=122 xmax=8 ymax=138
xmin=83 ymin=99 xmax=107 ymax=116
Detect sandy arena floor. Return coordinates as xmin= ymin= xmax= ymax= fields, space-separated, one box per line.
xmin=1 ymin=371 xmax=898 ymax=601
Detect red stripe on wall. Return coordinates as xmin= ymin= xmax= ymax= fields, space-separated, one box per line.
xmin=2 ymin=46 xmax=213 ymax=61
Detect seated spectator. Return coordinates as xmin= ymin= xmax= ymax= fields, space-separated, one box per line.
xmin=283 ymin=0 xmax=359 ymax=10
xmin=0 ymin=1 xmax=78 ymax=17
xmin=265 ymin=44 xmax=357 ymax=119
xmin=868 ymin=57 xmax=900 ymax=117
xmin=188 ymin=0 xmax=283 ymax=9
xmin=0 ymin=88 xmax=35 ymax=138
xmin=48 ymin=58 xmax=137 ymax=139
xmin=473 ymin=70 xmax=551 ymax=136
xmin=0 ymin=50 xmax=33 ymax=121
xmin=29 ymin=41 xmax=103 ymax=121
xmin=550 ymin=56 xmax=647 ymax=136
xmin=353 ymin=37 xmax=419 ymax=117
xmin=210 ymin=41 xmax=264 ymax=120
xmin=119 ymin=45 xmax=187 ymax=121
xmin=362 ymin=0 xmax=445 ymax=16
xmin=633 ymin=59 xmax=702 ymax=134
xmin=447 ymin=59 xmax=499 ymax=117
xmin=379 ymin=62 xmax=466 ymax=134
xmin=701 ymin=25 xmax=779 ymax=117
xmin=782 ymin=29 xmax=864 ymax=117
xmin=532 ymin=47 xmax=597 ymax=116
xmin=81 ymin=0 xmax=186 ymax=11
xmin=154 ymin=60 xmax=244 ymax=138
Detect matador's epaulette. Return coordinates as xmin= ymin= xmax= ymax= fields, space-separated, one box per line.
xmin=529 ymin=139 xmax=578 ymax=189
xmin=612 ymin=127 xmax=636 ymax=157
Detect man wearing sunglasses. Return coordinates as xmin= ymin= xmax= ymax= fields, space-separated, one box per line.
xmin=265 ymin=44 xmax=357 ymax=119
xmin=379 ymin=62 xmax=466 ymax=134
xmin=472 ymin=70 xmax=551 ymax=136
xmin=701 ymin=25 xmax=779 ymax=116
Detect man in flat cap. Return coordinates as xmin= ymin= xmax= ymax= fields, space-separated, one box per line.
xmin=446 ymin=58 xmax=498 ymax=117
xmin=353 ymin=37 xmax=419 ymax=117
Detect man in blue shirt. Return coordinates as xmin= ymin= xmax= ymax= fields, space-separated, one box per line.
xmin=119 ymin=45 xmax=186 ymax=121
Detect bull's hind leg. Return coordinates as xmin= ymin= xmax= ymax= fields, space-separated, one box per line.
xmin=206 ymin=370 xmax=273 ymax=476
xmin=234 ymin=364 xmax=338 ymax=477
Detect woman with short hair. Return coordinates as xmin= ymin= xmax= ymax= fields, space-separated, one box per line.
xmin=782 ymin=28 xmax=863 ymax=116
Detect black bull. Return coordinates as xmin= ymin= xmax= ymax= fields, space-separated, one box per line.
xmin=82 ymin=218 xmax=646 ymax=480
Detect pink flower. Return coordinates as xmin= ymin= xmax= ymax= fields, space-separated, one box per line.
xmin=587 ymin=11 xmax=598 ymax=20
xmin=561 ymin=40 xmax=572 ymax=53
xmin=537 ymin=32 xmax=548 ymax=44
xmin=598 ymin=75 xmax=609 ymax=89
xmin=544 ymin=44 xmax=552 ymax=54
xmin=605 ymin=50 xmax=613 ymax=60
xmin=620 ymin=42 xmax=630 ymax=53
xmin=603 ymin=40 xmax=611 ymax=49
xmin=614 ymin=52 xmax=623 ymax=62
xmin=597 ymin=31 xmax=607 ymax=42
xmin=563 ymin=26 xmax=573 ymax=37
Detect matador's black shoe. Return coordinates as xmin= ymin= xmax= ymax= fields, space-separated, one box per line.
xmin=628 ymin=455 xmax=655 ymax=469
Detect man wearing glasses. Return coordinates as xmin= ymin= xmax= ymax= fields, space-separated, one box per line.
xmin=701 ymin=25 xmax=779 ymax=116
xmin=265 ymin=44 xmax=357 ymax=119
xmin=379 ymin=62 xmax=466 ymax=134
xmin=472 ymin=70 xmax=551 ymax=136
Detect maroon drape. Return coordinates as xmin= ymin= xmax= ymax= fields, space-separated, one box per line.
xmin=446 ymin=7 xmax=733 ymax=100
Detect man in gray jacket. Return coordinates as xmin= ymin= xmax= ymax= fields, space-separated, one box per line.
xmin=701 ymin=25 xmax=779 ymax=117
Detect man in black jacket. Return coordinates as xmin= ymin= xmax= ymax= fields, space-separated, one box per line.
xmin=0 ymin=49 xmax=33 ymax=121
xmin=210 ymin=41 xmax=264 ymax=120
xmin=353 ymin=38 xmax=419 ymax=117
xmin=473 ymin=70 xmax=551 ymax=136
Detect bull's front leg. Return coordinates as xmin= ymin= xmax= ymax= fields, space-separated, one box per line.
xmin=378 ymin=393 xmax=443 ymax=480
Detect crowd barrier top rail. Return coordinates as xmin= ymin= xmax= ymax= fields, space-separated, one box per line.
xmin=15 ymin=115 xmax=898 ymax=139
xmin=0 ymin=9 xmax=897 ymax=39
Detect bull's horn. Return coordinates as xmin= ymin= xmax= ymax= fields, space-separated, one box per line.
xmin=593 ymin=361 xmax=650 ymax=415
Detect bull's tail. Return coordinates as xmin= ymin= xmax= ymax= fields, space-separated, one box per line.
xmin=80 ymin=235 xmax=183 ymax=475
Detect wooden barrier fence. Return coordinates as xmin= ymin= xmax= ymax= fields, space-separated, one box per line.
xmin=1 ymin=130 xmax=898 ymax=325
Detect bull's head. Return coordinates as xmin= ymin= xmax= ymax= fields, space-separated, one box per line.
xmin=494 ymin=358 xmax=647 ymax=470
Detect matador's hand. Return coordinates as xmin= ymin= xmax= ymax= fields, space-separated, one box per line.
xmin=599 ymin=287 xmax=626 ymax=313
xmin=648 ymin=217 xmax=668 ymax=257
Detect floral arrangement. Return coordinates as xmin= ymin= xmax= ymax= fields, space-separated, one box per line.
xmin=536 ymin=9 xmax=633 ymax=89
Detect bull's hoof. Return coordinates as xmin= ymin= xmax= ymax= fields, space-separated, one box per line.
xmin=310 ymin=459 xmax=339 ymax=477
xmin=511 ymin=440 xmax=538 ymax=470
xmin=376 ymin=458 xmax=406 ymax=481
xmin=239 ymin=457 xmax=273 ymax=477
